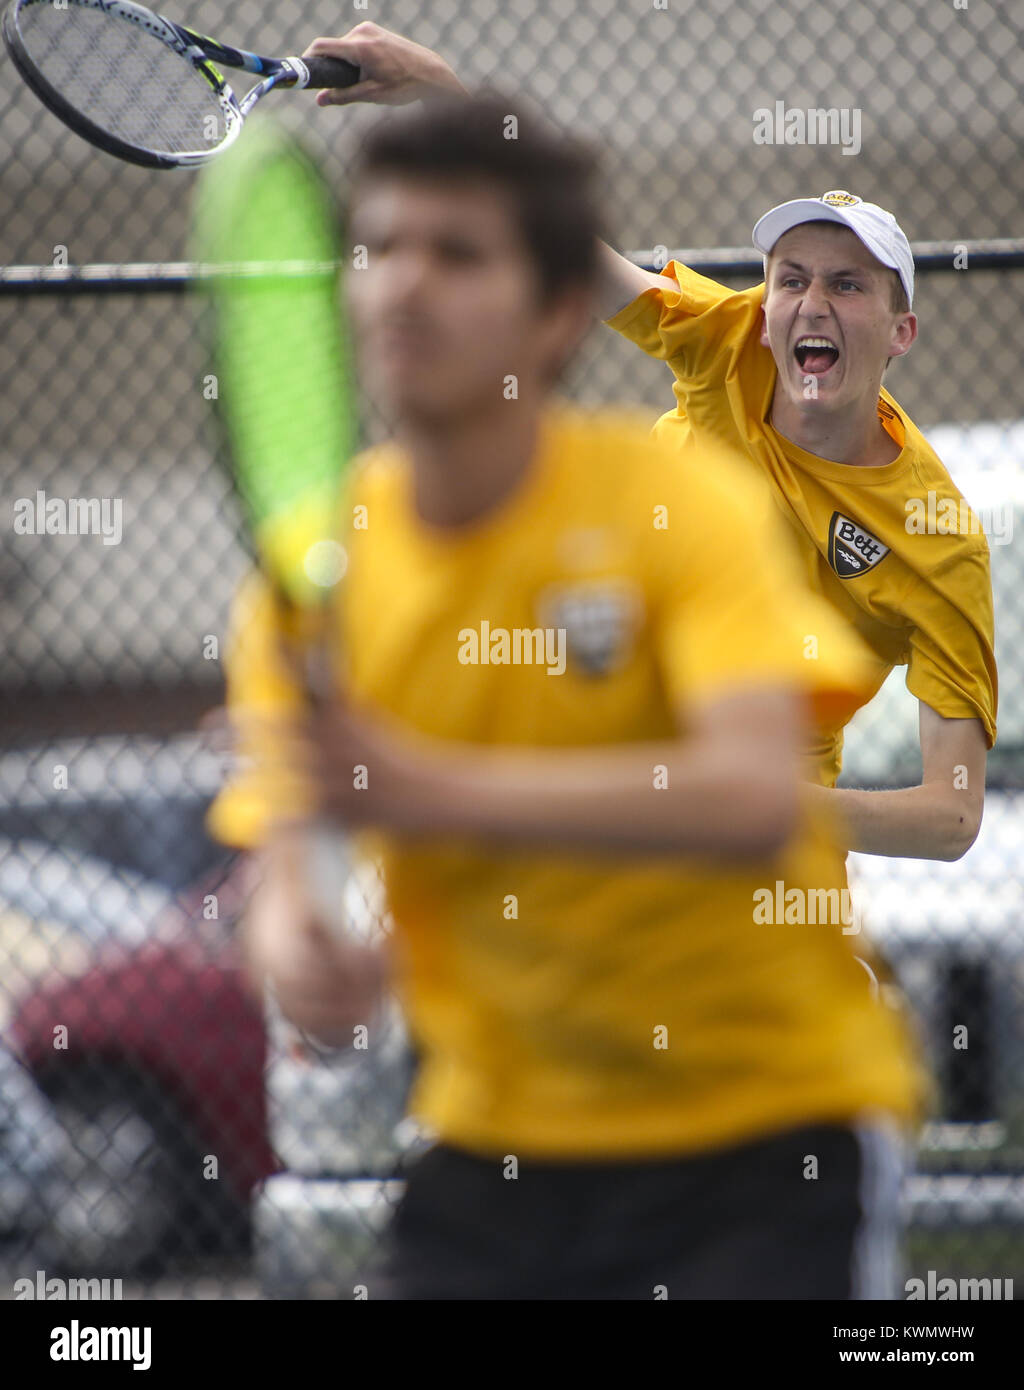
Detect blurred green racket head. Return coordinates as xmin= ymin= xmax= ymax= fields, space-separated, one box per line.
xmin=191 ymin=115 xmax=355 ymax=611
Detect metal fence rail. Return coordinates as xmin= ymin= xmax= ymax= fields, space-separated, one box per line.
xmin=4 ymin=239 xmax=1024 ymax=291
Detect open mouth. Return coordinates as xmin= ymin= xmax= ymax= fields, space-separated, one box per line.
xmin=794 ymin=336 xmax=840 ymax=375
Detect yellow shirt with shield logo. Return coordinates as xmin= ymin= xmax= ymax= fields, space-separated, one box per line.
xmin=209 ymin=405 xmax=928 ymax=1159
xmin=607 ymin=264 xmax=997 ymax=785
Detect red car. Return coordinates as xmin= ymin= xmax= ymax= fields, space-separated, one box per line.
xmin=8 ymin=859 xmax=278 ymax=1276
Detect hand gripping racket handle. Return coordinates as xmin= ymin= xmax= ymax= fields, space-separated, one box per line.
xmin=297 ymin=616 xmax=361 ymax=943
xmin=293 ymin=55 xmax=361 ymax=90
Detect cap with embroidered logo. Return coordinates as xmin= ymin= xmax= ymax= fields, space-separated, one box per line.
xmin=751 ymin=190 xmax=914 ymax=308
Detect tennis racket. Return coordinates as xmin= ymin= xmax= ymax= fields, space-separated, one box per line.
xmin=194 ymin=131 xmax=419 ymax=1127
xmin=1 ymin=0 xmax=359 ymax=169
xmin=192 ymin=116 xmax=365 ymax=948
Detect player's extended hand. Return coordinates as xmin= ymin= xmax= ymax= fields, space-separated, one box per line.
xmin=302 ymin=22 xmax=467 ymax=108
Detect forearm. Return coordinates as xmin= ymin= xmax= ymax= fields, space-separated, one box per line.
xmin=595 ymin=239 xmax=677 ymax=322
xmin=805 ymin=782 xmax=983 ymax=861
xmin=409 ymin=739 xmax=798 ymax=859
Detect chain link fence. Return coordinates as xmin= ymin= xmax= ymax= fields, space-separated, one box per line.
xmin=1 ymin=0 xmax=1022 ymax=1300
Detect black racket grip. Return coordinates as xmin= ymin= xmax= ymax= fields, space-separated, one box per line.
xmin=301 ymin=55 xmax=360 ymax=90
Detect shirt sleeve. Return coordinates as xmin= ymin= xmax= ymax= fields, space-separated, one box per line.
xmin=904 ymin=541 xmax=998 ymax=747
xmin=205 ymin=570 xmax=316 ymax=849
xmin=650 ymin=446 xmax=878 ymax=729
xmin=605 ymin=260 xmax=752 ymax=379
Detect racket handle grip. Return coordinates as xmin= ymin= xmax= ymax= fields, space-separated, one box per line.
xmin=305 ymin=818 xmax=354 ymax=940
xmin=301 ymin=55 xmax=361 ymax=90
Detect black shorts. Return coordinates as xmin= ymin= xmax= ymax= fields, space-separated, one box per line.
xmin=359 ymin=1117 xmax=906 ymax=1300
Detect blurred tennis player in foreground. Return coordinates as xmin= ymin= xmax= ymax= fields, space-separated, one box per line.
xmin=303 ymin=23 xmax=996 ymax=868
xmin=209 ymin=96 xmax=927 ymax=1299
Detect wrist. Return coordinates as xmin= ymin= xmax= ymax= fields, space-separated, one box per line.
xmin=418 ymin=65 xmax=469 ymax=102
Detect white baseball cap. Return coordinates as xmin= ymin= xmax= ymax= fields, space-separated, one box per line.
xmin=751 ymin=190 xmax=914 ymax=308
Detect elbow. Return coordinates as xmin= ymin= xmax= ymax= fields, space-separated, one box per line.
xmin=940 ymin=801 xmax=984 ymax=862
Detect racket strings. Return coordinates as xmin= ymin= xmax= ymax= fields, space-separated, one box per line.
xmin=18 ymin=2 xmax=229 ymax=155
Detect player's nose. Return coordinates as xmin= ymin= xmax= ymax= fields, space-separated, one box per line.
xmin=799 ymin=278 xmax=832 ymax=317
xmin=381 ymin=246 xmax=434 ymax=302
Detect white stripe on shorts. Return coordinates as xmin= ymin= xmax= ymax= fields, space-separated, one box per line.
xmin=850 ymin=1112 xmax=909 ymax=1300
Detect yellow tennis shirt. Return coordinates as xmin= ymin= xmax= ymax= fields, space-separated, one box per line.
xmin=607 ymin=263 xmax=997 ymax=785
xmin=209 ymin=406 xmax=928 ymax=1159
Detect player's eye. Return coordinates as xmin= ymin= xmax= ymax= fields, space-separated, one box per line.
xmin=436 ymin=239 xmax=486 ymax=265
xmin=837 ymin=280 xmax=861 ymax=292
xmin=361 ymin=234 xmax=396 ymax=258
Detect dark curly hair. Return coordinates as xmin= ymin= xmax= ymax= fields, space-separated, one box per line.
xmin=353 ymin=92 xmax=601 ymax=302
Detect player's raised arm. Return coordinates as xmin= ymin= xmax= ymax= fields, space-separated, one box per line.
xmin=303 ymin=24 xmax=674 ymax=319
xmin=594 ymin=241 xmax=679 ymax=320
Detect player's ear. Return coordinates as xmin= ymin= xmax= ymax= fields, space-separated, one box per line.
xmin=758 ymin=299 xmax=771 ymax=350
xmin=888 ymin=311 xmax=917 ymax=361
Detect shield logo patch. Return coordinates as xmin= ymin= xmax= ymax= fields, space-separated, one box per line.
xmin=538 ymin=580 xmax=643 ymax=677
xmin=827 ymin=511 xmax=890 ymax=579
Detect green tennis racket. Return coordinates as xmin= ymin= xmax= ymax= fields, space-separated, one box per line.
xmin=192 ymin=115 xmax=354 ymax=620
xmin=192 ymin=116 xmax=363 ymax=940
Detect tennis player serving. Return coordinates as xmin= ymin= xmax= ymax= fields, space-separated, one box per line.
xmin=210 ymin=95 xmax=926 ymax=1300
xmin=301 ymin=22 xmax=997 ymax=867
